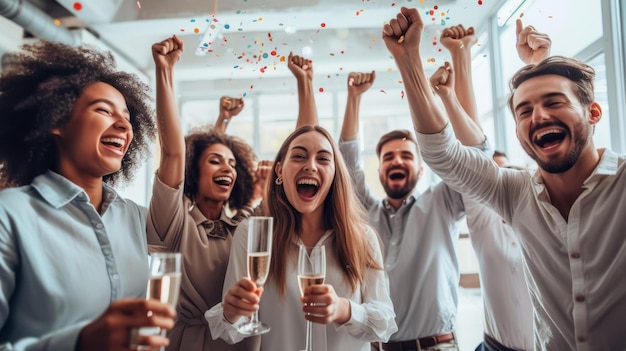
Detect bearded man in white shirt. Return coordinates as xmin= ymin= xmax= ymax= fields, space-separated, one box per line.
xmin=383 ymin=6 xmax=626 ymax=351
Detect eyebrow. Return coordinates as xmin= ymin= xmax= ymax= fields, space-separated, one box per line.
xmin=290 ymin=145 xmax=332 ymax=155
xmin=208 ymin=152 xmax=235 ymax=161
xmin=514 ymin=92 xmax=567 ymax=114
xmin=91 ymin=98 xmax=130 ymax=118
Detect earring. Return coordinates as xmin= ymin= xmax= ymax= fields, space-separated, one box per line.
xmin=275 ymin=177 xmax=283 ymax=185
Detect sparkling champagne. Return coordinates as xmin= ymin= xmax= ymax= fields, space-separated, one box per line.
xmin=147 ymin=273 xmax=182 ymax=308
xmin=297 ymin=274 xmax=325 ymax=296
xmin=248 ymin=252 xmax=270 ymax=286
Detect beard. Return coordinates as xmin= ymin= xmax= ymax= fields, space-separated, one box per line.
xmin=381 ymin=174 xmax=418 ymax=199
xmin=522 ymin=120 xmax=591 ymax=174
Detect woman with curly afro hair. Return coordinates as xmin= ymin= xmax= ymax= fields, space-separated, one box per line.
xmin=147 ymin=36 xmax=265 ymax=351
xmin=0 ymin=40 xmax=176 ymax=350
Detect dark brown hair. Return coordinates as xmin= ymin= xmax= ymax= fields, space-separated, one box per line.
xmin=0 ymin=40 xmax=155 ymax=187
xmin=375 ymin=129 xmax=419 ymax=158
xmin=184 ymin=126 xmax=256 ymax=210
xmin=508 ymin=55 xmax=596 ymax=116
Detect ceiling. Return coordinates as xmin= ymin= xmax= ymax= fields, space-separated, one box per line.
xmin=12 ymin=0 xmax=506 ymax=101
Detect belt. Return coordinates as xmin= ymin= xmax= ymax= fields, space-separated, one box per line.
xmin=373 ymin=332 xmax=455 ymax=350
xmin=483 ymin=333 xmax=520 ymax=351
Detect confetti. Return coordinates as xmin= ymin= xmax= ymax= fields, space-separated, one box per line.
xmin=319 ymin=88 xmax=324 ymax=92
xmin=73 ymin=2 xmax=82 ymax=11
xmin=136 ymin=1 xmax=141 ymax=9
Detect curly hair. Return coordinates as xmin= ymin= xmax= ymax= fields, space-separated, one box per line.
xmin=183 ymin=125 xmax=257 ymax=210
xmin=0 ymin=40 xmax=155 ymax=187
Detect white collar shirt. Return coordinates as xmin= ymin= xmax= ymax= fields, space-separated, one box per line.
xmin=464 ymin=197 xmax=534 ymax=350
xmin=417 ymin=123 xmax=626 ymax=351
xmin=205 ymin=220 xmax=398 ymax=350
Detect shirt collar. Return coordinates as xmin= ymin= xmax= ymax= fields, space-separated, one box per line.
xmin=32 ymin=170 xmax=126 ymax=210
xmin=188 ymin=203 xmax=238 ymax=239
xmin=530 ymin=148 xmax=618 ymax=196
xmin=383 ymin=193 xmax=417 ymax=213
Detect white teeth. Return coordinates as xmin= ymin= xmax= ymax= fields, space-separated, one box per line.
xmin=101 ymin=137 xmax=125 ymax=148
xmin=297 ymin=179 xmax=319 ymax=187
xmin=535 ymin=129 xmax=562 ymax=139
xmin=214 ymin=176 xmax=232 ymax=184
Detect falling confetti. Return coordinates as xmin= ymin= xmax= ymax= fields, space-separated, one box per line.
xmin=320 ymin=23 xmax=326 ymax=28
xmin=73 ymin=2 xmax=82 ymax=11
xmin=319 ymin=87 xmax=324 ymax=92
xmin=136 ymin=1 xmax=141 ymax=9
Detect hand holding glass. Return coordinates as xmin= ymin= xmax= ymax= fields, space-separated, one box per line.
xmin=238 ymin=216 xmax=273 ymax=335
xmin=130 ymin=252 xmax=182 ymax=350
xmin=297 ymin=245 xmax=326 ymax=351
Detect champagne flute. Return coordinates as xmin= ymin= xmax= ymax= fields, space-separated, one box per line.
xmin=130 ymin=252 xmax=182 ymax=350
xmin=238 ymin=216 xmax=273 ymax=335
xmin=297 ymin=245 xmax=326 ymax=351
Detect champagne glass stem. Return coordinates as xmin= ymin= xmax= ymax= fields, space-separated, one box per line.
xmin=250 ymin=310 xmax=260 ymax=326
xmin=305 ymin=320 xmax=313 ymax=351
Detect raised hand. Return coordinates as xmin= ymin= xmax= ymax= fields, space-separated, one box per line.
xmin=440 ymin=25 xmax=477 ymax=53
xmin=222 ymin=278 xmax=263 ymax=324
xmin=382 ymin=7 xmax=424 ymax=59
xmin=516 ymin=18 xmax=551 ymax=65
xmin=287 ymin=52 xmax=314 ymax=83
xmin=76 ymin=299 xmax=176 ymax=351
xmin=252 ymin=160 xmax=273 ymax=202
xmin=151 ymin=35 xmax=184 ymax=69
xmin=219 ymin=96 xmax=245 ymax=121
xmin=347 ymin=71 xmax=376 ymax=96
xmin=430 ymin=61 xmax=454 ymax=98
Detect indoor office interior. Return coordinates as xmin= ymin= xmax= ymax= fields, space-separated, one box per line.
xmin=1 ymin=0 xmax=625 ymax=349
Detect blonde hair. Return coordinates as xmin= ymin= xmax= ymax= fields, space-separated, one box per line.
xmin=265 ymin=126 xmax=382 ymax=296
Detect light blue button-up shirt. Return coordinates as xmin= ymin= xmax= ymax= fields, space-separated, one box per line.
xmin=0 ymin=171 xmax=149 ymax=350
xmin=339 ymin=140 xmax=465 ymax=341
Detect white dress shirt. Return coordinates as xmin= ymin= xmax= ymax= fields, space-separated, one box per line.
xmin=206 ymin=219 xmax=397 ymax=350
xmin=417 ymin=123 xmax=626 ymax=351
xmin=464 ymin=197 xmax=533 ymax=350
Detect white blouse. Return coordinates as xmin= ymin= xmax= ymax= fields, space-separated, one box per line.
xmin=206 ymin=220 xmax=397 ymax=351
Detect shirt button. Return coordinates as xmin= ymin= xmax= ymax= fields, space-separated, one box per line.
xmin=575 ymin=295 xmax=585 ymax=303
xmin=96 ymin=223 xmax=104 ymax=229
xmin=570 ymin=252 xmax=581 ymax=259
xmin=112 ymin=274 xmax=119 ymax=280
xmin=577 ymin=336 xmax=586 ymax=343
xmin=391 ymin=242 xmax=397 ymax=246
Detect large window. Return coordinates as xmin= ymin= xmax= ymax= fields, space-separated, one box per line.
xmin=495 ymin=0 xmax=605 ymax=166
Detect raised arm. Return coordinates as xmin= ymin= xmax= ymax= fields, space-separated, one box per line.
xmin=429 ymin=62 xmax=484 ymax=146
xmin=288 ymin=52 xmax=319 ymax=128
xmin=440 ymin=25 xmax=480 ymax=126
xmin=214 ymin=96 xmax=245 ymax=134
xmin=382 ymin=7 xmax=449 ymax=134
xmin=339 ymin=71 xmax=376 ymax=141
xmin=516 ymin=18 xmax=551 ymax=65
xmin=151 ymin=35 xmax=185 ymax=188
